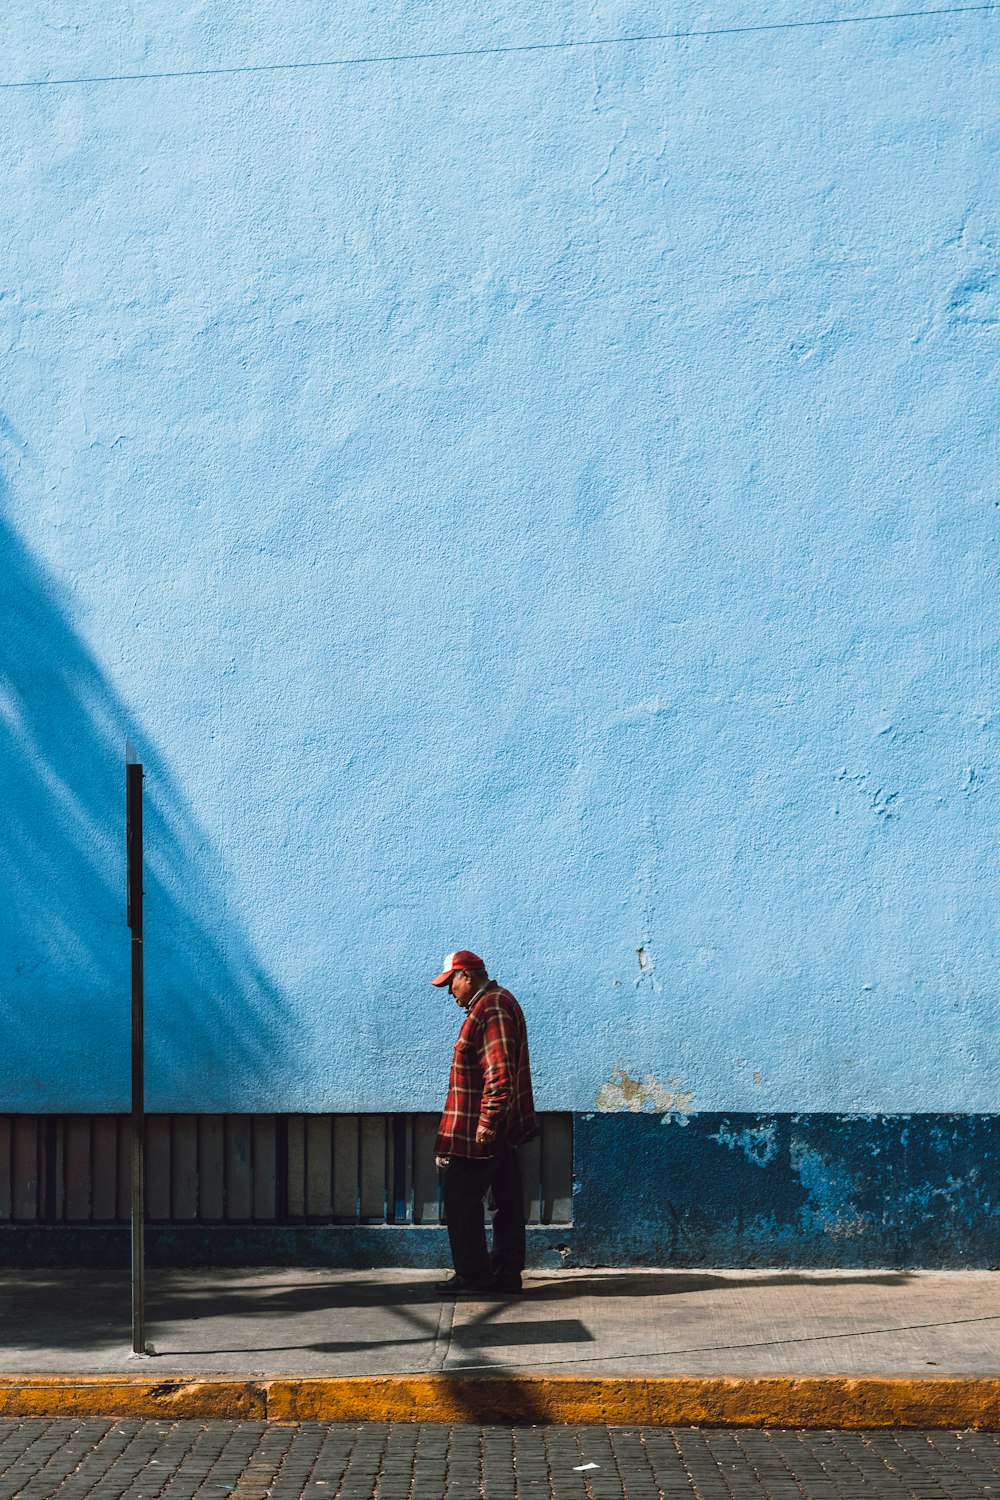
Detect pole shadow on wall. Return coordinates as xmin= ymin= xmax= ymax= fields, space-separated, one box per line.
xmin=0 ymin=459 xmax=292 ymax=1113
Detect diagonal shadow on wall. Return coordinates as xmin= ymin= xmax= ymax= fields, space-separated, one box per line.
xmin=0 ymin=457 xmax=293 ymax=1112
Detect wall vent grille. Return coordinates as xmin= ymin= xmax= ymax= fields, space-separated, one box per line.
xmin=0 ymin=1114 xmax=573 ymax=1227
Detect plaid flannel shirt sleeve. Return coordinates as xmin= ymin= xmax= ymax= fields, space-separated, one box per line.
xmin=476 ymin=997 xmax=517 ymax=1138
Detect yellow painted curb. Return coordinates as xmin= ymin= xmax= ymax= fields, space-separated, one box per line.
xmin=266 ymin=1376 xmax=1000 ymax=1428
xmin=0 ymin=1374 xmax=999 ymax=1427
xmin=0 ymin=1377 xmax=265 ymax=1420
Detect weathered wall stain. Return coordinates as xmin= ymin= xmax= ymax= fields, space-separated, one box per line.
xmin=596 ymin=1070 xmax=694 ymax=1121
xmin=572 ymin=1114 xmax=1000 ymax=1268
xmin=710 ymin=1120 xmax=780 ymax=1167
xmin=791 ymin=1140 xmax=868 ymax=1241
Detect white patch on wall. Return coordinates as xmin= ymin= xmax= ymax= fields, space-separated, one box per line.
xmin=596 ymin=1068 xmax=694 ymax=1122
xmin=710 ymin=1120 xmax=779 ymax=1167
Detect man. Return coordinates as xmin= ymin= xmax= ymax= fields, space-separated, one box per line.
xmin=431 ymin=949 xmax=538 ymax=1295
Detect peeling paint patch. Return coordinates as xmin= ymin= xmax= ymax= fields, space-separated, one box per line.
xmin=791 ymin=1141 xmax=868 ymax=1240
xmin=710 ymin=1120 xmax=779 ymax=1167
xmin=596 ymin=1069 xmax=694 ymax=1120
xmin=632 ymin=944 xmax=661 ymax=994
xmin=572 ymin=1114 xmax=1000 ymax=1267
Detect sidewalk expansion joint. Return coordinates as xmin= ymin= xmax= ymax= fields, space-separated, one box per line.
xmin=428 ymin=1291 xmax=456 ymax=1372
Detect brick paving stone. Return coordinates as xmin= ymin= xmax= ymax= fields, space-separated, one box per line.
xmin=736 ymin=1431 xmax=811 ymax=1498
xmin=675 ymin=1430 xmax=744 ymax=1499
xmin=4 ymin=1420 xmax=1000 ymax=1498
xmin=606 ymin=1428 xmax=660 ymax=1500
xmin=767 ymin=1432 xmax=840 ymax=1499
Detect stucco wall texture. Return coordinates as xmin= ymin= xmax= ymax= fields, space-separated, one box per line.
xmin=1 ymin=2 xmax=998 ymax=1116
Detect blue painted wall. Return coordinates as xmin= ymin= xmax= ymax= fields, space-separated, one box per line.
xmin=572 ymin=1113 xmax=1000 ymax=1267
xmin=2 ymin=3 xmax=998 ymax=1137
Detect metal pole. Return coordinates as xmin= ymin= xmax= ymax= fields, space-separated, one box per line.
xmin=126 ymin=756 xmax=146 ymax=1356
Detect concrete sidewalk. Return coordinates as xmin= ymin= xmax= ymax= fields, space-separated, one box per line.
xmin=0 ymin=1267 xmax=999 ymax=1426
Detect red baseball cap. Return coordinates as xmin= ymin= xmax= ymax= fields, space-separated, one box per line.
xmin=431 ymin=950 xmax=486 ymax=986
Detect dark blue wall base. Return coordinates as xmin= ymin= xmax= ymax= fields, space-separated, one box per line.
xmin=0 ymin=1115 xmax=996 ymax=1268
xmin=570 ymin=1113 xmax=1000 ymax=1268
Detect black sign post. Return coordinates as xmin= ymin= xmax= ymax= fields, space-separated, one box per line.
xmin=126 ymin=746 xmax=146 ymax=1357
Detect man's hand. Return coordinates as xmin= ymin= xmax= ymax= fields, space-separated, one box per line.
xmin=435 ymin=1155 xmax=450 ymax=1171
xmin=475 ymin=1125 xmax=496 ymax=1148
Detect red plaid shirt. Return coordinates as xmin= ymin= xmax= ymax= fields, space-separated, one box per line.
xmin=436 ymin=982 xmax=538 ymax=1158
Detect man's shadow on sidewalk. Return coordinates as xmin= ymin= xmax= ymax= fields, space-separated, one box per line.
xmin=510 ymin=1269 xmax=918 ymax=1298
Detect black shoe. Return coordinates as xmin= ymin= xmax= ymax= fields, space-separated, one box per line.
xmin=433 ymin=1273 xmax=493 ymax=1295
xmin=490 ymin=1272 xmax=523 ymax=1295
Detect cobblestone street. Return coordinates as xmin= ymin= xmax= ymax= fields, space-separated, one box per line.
xmin=0 ymin=1420 xmax=999 ymax=1500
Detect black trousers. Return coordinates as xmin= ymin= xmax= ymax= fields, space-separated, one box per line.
xmin=441 ymin=1148 xmax=525 ymax=1281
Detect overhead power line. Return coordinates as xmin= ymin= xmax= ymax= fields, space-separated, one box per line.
xmin=0 ymin=3 xmax=997 ymax=92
